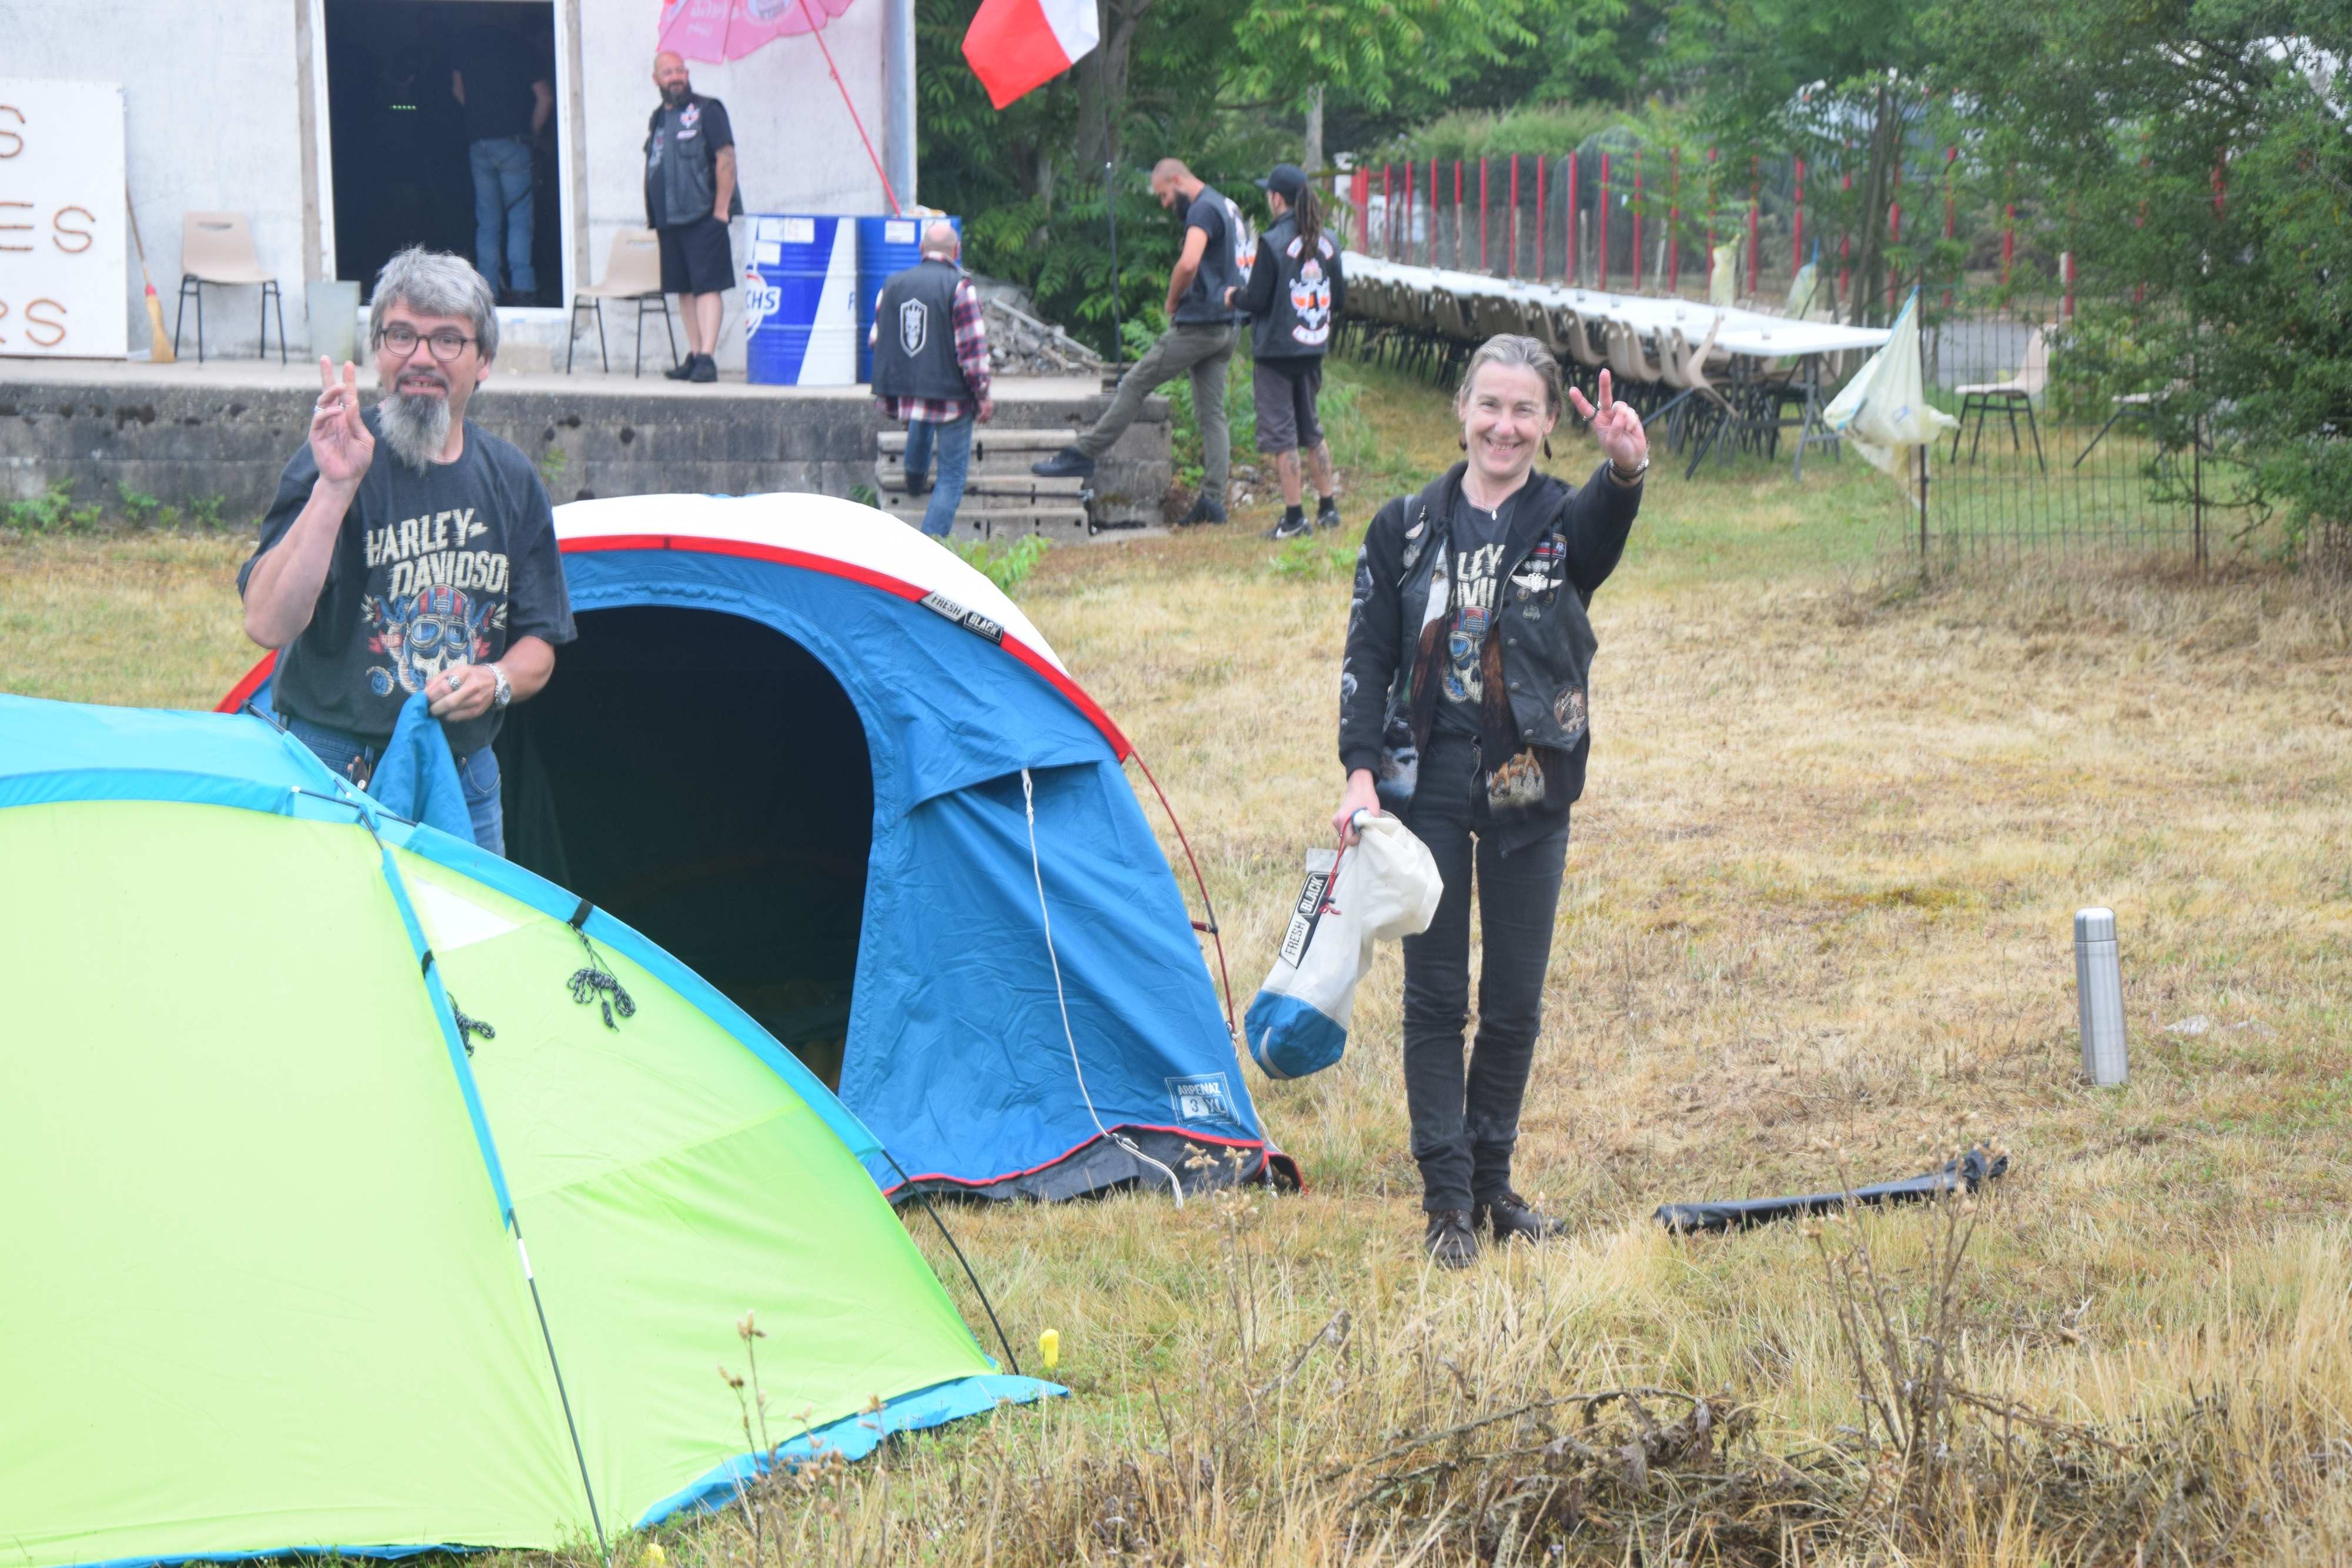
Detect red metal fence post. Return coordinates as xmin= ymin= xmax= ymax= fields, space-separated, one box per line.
xmin=1668 ymin=146 xmax=1680 ymax=294
xmin=1429 ymin=158 xmax=1439 ymax=266
xmin=1454 ymin=159 xmax=1464 ymax=267
xmin=1507 ymin=154 xmax=1520 ymax=278
xmin=1566 ymin=152 xmax=1580 ymax=285
xmin=1792 ymin=155 xmax=1805 ymax=276
xmin=1381 ymin=163 xmax=1393 ymax=258
xmin=1404 ymin=159 xmax=1415 ymax=266
xmin=1632 ymin=146 xmax=1644 ymax=289
xmin=1598 ymin=151 xmax=1612 ymax=290
xmin=1352 ymin=166 xmax=1369 ymax=250
xmin=1536 ymin=155 xmax=1547 ymax=280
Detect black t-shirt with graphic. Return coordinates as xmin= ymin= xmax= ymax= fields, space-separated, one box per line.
xmin=239 ymin=410 xmax=575 ymax=757
xmin=1431 ymin=488 xmax=1522 ymax=737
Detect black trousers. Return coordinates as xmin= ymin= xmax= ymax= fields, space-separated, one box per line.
xmin=1399 ymin=731 xmax=1570 ymax=1213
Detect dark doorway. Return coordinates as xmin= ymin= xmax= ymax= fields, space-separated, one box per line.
xmin=325 ymin=0 xmax=564 ymax=307
xmin=495 ymin=609 xmax=874 ymax=1086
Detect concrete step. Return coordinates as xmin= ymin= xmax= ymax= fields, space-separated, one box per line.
xmin=873 ymin=470 xmax=1087 ymax=500
xmin=876 ymin=428 xmax=1072 ymax=454
xmin=877 ymin=493 xmax=1094 ymax=543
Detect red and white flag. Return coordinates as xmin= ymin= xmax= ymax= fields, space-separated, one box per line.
xmin=961 ymin=0 xmax=1100 ymax=109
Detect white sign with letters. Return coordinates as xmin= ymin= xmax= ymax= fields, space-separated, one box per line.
xmin=0 ymin=79 xmax=128 ymax=359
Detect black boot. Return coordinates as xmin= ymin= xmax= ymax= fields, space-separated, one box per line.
xmin=1030 ymin=446 xmax=1097 ymax=479
xmin=663 ymin=355 xmax=696 ymax=382
xmin=687 ymin=353 xmax=718 ymax=383
xmin=1424 ymin=1209 xmax=1478 ymax=1269
xmin=1475 ymin=1191 xmax=1570 ymax=1245
xmin=1177 ymin=494 xmax=1228 ymax=528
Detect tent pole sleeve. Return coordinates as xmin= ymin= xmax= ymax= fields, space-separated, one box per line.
xmin=372 ymin=844 xmax=612 ymax=1563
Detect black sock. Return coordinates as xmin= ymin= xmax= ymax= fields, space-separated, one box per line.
xmin=1315 ymin=493 xmax=1338 ymax=513
xmin=1284 ymin=504 xmax=1305 ymax=529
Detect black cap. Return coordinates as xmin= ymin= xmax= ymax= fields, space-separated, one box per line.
xmin=1257 ymin=163 xmax=1308 ymax=203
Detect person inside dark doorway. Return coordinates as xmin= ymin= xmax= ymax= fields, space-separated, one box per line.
xmin=871 ymin=222 xmax=994 ymax=540
xmin=1031 ymin=158 xmax=1248 ymax=527
xmin=1227 ymin=163 xmax=1344 ymax=540
xmin=645 ymin=50 xmax=741 ymax=384
xmin=239 ymin=248 xmax=576 ymax=856
xmin=452 ymin=16 xmax=552 ymax=306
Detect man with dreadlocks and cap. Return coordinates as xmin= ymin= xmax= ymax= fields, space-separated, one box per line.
xmin=1228 ymin=162 xmax=1345 ymax=540
xmin=1031 ymin=158 xmax=1251 ymax=528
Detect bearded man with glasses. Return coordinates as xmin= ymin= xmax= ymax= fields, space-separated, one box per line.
xmin=239 ymin=247 xmax=574 ymax=855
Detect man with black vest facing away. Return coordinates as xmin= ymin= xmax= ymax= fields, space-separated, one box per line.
xmin=1228 ymin=163 xmax=1345 ymax=539
xmin=1032 ymin=158 xmax=1250 ymax=527
xmin=644 ymin=51 xmax=742 ymax=383
xmin=871 ymin=222 xmax=994 ymax=539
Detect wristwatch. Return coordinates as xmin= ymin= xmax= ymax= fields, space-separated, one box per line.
xmin=1609 ymin=455 xmax=1651 ymax=486
xmin=489 ymin=663 xmax=512 ymax=711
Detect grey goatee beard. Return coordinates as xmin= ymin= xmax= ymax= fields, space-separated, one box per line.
xmin=377 ymin=390 xmax=453 ymax=471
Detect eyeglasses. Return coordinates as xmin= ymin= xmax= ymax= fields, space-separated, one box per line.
xmin=376 ymin=323 xmax=477 ymax=360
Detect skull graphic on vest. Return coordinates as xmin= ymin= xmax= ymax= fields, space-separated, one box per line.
xmin=1288 ymin=242 xmax=1334 ymax=347
xmin=898 ymin=297 xmax=930 ymax=355
xmin=365 ymin=582 xmax=494 ymax=698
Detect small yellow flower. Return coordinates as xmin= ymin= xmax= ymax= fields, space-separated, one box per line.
xmin=644 ymin=1545 xmax=668 ymax=1567
xmin=1038 ymin=1328 xmax=1061 ymax=1372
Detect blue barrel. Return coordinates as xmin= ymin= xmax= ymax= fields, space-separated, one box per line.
xmin=855 ymin=215 xmax=961 ymax=384
xmin=743 ymin=214 xmax=858 ymax=386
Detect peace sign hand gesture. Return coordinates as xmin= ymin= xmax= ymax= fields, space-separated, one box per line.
xmin=1567 ymin=367 xmax=1648 ymax=477
xmin=310 ymin=356 xmax=375 ymax=489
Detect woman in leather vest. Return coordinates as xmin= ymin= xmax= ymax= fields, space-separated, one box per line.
xmin=1332 ymin=336 xmax=1650 ymax=1267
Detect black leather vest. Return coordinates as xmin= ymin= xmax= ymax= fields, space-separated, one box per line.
xmin=871 ymin=259 xmax=974 ymax=402
xmin=1249 ymin=216 xmax=1338 ymax=361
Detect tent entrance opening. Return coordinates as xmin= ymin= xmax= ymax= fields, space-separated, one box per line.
xmin=494 ymin=607 xmax=873 ymax=1086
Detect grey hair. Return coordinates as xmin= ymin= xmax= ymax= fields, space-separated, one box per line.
xmin=370 ymin=246 xmax=499 ymax=360
xmin=1455 ymin=333 xmax=1563 ymax=419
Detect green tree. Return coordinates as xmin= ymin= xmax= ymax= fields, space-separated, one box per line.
xmin=1662 ymin=0 xmax=1935 ymax=322
xmin=1929 ymin=0 xmax=2350 ymax=546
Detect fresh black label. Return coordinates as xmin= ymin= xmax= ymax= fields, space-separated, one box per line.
xmin=1278 ymin=851 xmax=1339 ymax=967
xmin=920 ymin=590 xmax=1006 ymax=645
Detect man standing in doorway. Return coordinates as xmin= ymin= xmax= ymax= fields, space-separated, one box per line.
xmin=644 ymin=51 xmax=741 ymax=383
xmin=871 ymin=222 xmax=994 ymax=540
xmin=1031 ymin=158 xmax=1248 ymax=527
xmin=452 ymin=18 xmax=553 ymax=306
xmin=238 ymin=249 xmax=575 ymax=857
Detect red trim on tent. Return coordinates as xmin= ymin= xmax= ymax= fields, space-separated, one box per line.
xmin=218 ymin=531 xmax=1133 ymax=758
xmin=883 ymin=1124 xmax=1303 ymax=1195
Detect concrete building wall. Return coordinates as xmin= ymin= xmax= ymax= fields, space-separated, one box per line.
xmin=0 ymin=0 xmax=308 ymax=361
xmin=0 ymin=0 xmax=900 ymax=368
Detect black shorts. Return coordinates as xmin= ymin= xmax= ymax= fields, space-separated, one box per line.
xmin=657 ymin=216 xmax=734 ymax=296
xmin=1253 ymin=359 xmax=1325 ymax=453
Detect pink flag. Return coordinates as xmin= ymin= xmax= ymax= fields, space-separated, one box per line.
xmin=657 ymin=0 xmax=855 ymax=64
xmin=960 ymin=0 xmax=1100 ymax=110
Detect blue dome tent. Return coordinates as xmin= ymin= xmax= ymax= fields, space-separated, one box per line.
xmin=223 ymin=494 xmax=1294 ymax=1202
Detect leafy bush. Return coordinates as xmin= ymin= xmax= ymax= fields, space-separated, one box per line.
xmin=951 ymin=534 xmax=1049 ymax=596
xmin=5 ymin=481 xmax=75 ymax=533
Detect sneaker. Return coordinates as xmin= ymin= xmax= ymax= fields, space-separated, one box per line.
xmin=1262 ymin=513 xmax=1312 ymax=540
xmin=663 ymin=357 xmax=696 ymax=382
xmin=687 ymin=354 xmax=718 ymax=384
xmin=1315 ymin=499 xmax=1344 ymax=530
xmin=1424 ymin=1209 xmax=1479 ymax=1270
xmin=1475 ymin=1191 xmax=1570 ymax=1245
xmin=1177 ymin=496 xmax=1228 ymax=528
xmin=904 ymin=470 xmax=933 ymax=497
xmin=1030 ymin=447 xmax=1096 ymax=479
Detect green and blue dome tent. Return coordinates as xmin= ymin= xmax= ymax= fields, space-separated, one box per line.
xmin=0 ymin=693 xmax=1055 ymax=1568
xmin=219 ymin=493 xmax=1298 ymax=1203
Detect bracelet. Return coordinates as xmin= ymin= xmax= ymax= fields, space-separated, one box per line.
xmin=1609 ymin=456 xmax=1651 ymax=486
xmin=490 ymin=663 xmax=512 ymax=711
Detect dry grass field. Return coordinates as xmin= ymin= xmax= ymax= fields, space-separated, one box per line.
xmin=5 ymin=362 xmax=2349 ymax=1564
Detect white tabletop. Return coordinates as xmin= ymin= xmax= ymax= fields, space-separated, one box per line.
xmin=1344 ymin=253 xmax=1892 ymax=360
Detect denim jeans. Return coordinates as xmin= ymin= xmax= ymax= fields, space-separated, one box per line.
xmin=469 ymin=136 xmax=536 ymax=295
xmin=1398 ymin=731 xmax=1570 ymax=1212
xmin=283 ymin=714 xmax=506 ymax=857
xmin=903 ymin=413 xmax=974 ymax=539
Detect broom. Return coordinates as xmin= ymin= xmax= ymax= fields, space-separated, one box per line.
xmin=125 ymin=193 xmax=174 ymax=363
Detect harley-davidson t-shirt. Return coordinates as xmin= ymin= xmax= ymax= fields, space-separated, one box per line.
xmin=238 ymin=409 xmax=574 ymax=757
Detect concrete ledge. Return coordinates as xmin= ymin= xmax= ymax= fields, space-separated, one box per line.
xmin=0 ymin=366 xmax=1170 ymax=527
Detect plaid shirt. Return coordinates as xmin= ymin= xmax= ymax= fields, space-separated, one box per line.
xmin=874 ymin=275 xmax=991 ymax=424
